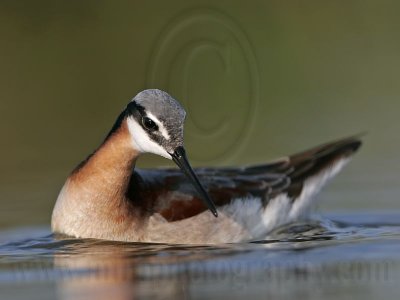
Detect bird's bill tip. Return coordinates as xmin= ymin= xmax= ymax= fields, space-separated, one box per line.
xmin=171 ymin=147 xmax=218 ymax=217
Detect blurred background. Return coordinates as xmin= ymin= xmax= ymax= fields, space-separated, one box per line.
xmin=1 ymin=0 xmax=400 ymax=230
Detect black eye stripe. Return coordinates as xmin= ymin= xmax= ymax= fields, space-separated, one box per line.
xmin=127 ymin=101 xmax=145 ymax=115
xmin=142 ymin=116 xmax=158 ymax=131
xmin=126 ymin=101 xmax=160 ymax=132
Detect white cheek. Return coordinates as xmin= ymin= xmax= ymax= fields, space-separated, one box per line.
xmin=126 ymin=117 xmax=172 ymax=160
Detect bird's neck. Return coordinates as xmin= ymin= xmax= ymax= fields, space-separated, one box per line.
xmin=71 ymin=121 xmax=138 ymax=199
xmin=52 ymin=120 xmax=143 ymax=238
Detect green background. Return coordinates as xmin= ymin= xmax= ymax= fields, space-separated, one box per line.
xmin=1 ymin=0 xmax=399 ymax=229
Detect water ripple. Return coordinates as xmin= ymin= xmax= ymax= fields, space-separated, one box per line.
xmin=0 ymin=213 xmax=400 ymax=300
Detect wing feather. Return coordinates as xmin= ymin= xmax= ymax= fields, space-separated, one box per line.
xmin=128 ymin=136 xmax=361 ymax=221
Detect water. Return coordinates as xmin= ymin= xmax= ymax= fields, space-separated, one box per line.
xmin=1 ymin=213 xmax=400 ymax=300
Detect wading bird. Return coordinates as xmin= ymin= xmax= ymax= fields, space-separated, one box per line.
xmin=52 ymin=89 xmax=361 ymax=244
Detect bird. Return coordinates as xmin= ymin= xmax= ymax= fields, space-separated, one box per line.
xmin=51 ymin=89 xmax=362 ymax=244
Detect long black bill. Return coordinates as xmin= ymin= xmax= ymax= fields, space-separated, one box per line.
xmin=171 ymin=146 xmax=218 ymax=217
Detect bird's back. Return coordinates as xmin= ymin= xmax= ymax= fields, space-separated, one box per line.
xmin=129 ymin=136 xmax=362 ymax=224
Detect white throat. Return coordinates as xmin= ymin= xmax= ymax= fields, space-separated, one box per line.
xmin=126 ymin=117 xmax=172 ymax=159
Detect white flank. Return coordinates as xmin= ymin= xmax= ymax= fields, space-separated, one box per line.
xmin=217 ymin=157 xmax=352 ymax=240
xmin=288 ymin=157 xmax=350 ymax=220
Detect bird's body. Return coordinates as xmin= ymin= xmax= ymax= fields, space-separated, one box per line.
xmin=52 ymin=89 xmax=361 ymax=244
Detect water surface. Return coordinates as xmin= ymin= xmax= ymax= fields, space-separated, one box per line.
xmin=1 ymin=213 xmax=400 ymax=300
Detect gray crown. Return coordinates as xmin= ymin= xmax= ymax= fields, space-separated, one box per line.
xmin=132 ymin=89 xmax=187 ymax=152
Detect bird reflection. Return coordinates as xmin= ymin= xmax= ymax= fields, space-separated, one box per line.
xmin=52 ymin=237 xmax=237 ymax=300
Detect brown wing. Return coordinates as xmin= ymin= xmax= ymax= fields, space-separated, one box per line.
xmin=128 ymin=136 xmax=362 ymax=221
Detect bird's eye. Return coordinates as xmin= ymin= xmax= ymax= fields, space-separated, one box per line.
xmin=142 ymin=117 xmax=158 ymax=131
